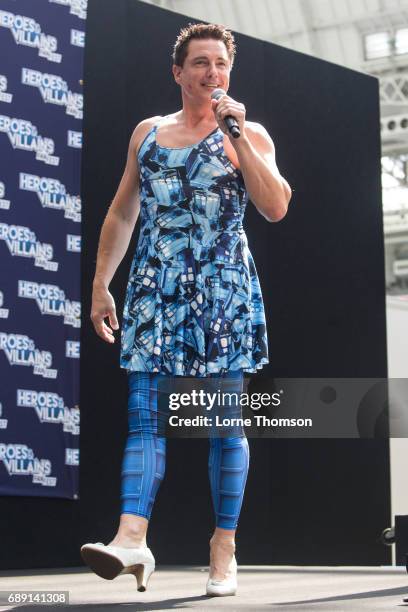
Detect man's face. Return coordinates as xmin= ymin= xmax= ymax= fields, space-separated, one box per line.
xmin=173 ymin=38 xmax=231 ymax=103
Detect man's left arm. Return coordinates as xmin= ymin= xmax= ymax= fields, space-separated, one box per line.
xmin=213 ymin=96 xmax=292 ymax=222
xmin=235 ymin=122 xmax=292 ymax=222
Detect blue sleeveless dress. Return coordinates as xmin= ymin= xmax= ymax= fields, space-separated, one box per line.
xmin=120 ymin=120 xmax=269 ymax=377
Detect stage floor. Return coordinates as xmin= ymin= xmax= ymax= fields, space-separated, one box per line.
xmin=0 ymin=566 xmax=407 ymax=610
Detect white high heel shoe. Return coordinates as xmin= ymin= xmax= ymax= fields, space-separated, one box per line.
xmin=206 ymin=553 xmax=238 ymax=596
xmin=80 ymin=542 xmax=155 ymax=591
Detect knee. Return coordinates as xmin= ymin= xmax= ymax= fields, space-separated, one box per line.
xmin=209 ymin=436 xmax=249 ymax=458
xmin=218 ymin=435 xmax=249 ymax=450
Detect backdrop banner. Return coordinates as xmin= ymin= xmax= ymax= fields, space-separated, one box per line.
xmin=0 ymin=0 xmax=85 ymax=498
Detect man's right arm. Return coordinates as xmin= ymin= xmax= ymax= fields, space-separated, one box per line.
xmin=91 ymin=116 xmax=160 ymax=343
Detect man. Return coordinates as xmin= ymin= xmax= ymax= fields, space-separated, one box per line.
xmin=91 ymin=24 xmax=291 ymax=342
xmin=86 ymin=23 xmax=292 ymax=595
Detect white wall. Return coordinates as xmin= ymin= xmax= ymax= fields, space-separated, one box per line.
xmin=386 ymin=295 xmax=408 ymax=564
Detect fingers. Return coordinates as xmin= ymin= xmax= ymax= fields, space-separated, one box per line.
xmin=109 ymin=311 xmax=119 ymax=330
xmin=91 ymin=311 xmax=118 ymax=344
xmin=90 ymin=287 xmax=119 ymax=343
xmin=216 ymin=101 xmax=245 ymax=121
xmin=212 ymin=96 xmax=245 ymax=137
xmin=212 ymin=99 xmax=228 ymax=133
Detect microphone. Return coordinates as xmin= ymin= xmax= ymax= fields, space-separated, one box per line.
xmin=211 ymin=88 xmax=240 ymax=139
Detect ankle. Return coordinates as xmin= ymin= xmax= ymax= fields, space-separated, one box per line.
xmin=113 ymin=531 xmax=147 ymax=547
xmin=210 ymin=536 xmax=235 ymax=550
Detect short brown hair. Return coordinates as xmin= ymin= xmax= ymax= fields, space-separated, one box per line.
xmin=172 ymin=23 xmax=236 ymax=67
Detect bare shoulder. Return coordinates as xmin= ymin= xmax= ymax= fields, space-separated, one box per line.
xmin=130 ymin=115 xmax=162 ymax=154
xmin=244 ymin=120 xmax=274 ymax=143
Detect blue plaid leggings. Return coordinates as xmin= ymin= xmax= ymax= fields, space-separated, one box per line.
xmin=120 ymin=371 xmax=249 ymax=530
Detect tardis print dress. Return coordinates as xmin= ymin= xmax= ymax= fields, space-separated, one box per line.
xmin=120 ymin=120 xmax=269 ymax=377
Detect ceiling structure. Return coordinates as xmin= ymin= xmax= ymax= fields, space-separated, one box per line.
xmin=143 ymin=0 xmax=408 ymax=153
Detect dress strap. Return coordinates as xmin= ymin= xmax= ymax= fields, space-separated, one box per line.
xmin=137 ymin=116 xmax=166 ymax=159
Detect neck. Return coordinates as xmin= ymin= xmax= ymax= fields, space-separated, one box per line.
xmin=178 ymin=96 xmax=216 ymax=129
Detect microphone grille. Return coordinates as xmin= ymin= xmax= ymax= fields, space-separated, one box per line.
xmin=211 ymin=88 xmax=226 ymax=101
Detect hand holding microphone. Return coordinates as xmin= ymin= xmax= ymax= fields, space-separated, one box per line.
xmin=210 ymin=88 xmax=243 ymax=140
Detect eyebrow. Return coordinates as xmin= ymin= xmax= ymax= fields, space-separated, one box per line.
xmin=192 ymin=56 xmax=228 ymax=61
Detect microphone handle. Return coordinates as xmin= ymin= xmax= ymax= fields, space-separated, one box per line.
xmin=224 ymin=115 xmax=240 ymax=139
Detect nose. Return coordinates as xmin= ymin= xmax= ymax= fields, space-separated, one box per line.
xmin=206 ymin=62 xmax=218 ymax=78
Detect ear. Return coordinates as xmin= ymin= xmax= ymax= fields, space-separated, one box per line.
xmin=172 ymin=64 xmax=182 ymax=85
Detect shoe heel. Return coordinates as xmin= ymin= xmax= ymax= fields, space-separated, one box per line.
xmin=206 ymin=554 xmax=237 ymax=596
xmin=132 ymin=562 xmax=155 ymax=591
